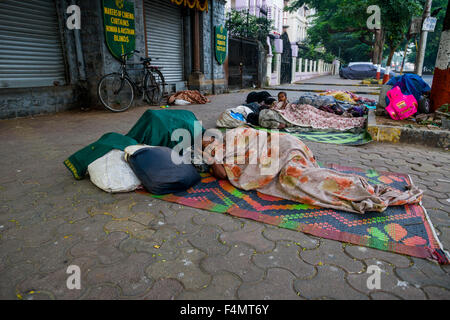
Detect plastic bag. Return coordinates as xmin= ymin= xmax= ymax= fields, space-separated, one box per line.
xmin=216 ymin=108 xmax=247 ymax=128
xmin=88 ymin=149 xmax=141 ymax=193
xmin=126 ymin=146 xmax=201 ymax=195
xmin=174 ymin=99 xmax=191 ymax=105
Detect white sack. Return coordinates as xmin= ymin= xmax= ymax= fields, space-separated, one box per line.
xmin=88 ymin=149 xmax=141 ymax=193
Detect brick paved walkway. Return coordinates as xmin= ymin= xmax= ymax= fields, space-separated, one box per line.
xmin=0 ymin=90 xmax=449 ymax=300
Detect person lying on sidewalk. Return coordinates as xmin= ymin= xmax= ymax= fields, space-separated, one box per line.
xmin=201 ymin=127 xmax=423 ymax=214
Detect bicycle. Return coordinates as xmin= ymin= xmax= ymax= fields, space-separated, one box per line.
xmin=97 ymin=50 xmax=166 ymax=112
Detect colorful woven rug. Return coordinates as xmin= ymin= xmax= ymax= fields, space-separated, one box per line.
xmin=140 ymin=165 xmax=449 ymax=264
xmin=288 ymin=130 xmax=373 ymax=146
xmin=254 ymin=127 xmax=373 ymax=146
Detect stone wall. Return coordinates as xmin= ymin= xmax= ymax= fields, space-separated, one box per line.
xmin=198 ymin=0 xmax=227 ymax=94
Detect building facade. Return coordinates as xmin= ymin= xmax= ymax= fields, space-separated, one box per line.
xmin=225 ymin=0 xmax=324 ymax=86
xmin=283 ymin=1 xmax=315 ymax=44
xmin=225 ymin=0 xmax=284 ymax=35
xmin=226 ymin=0 xmax=313 ymax=41
xmin=0 ymin=0 xmax=227 ymax=119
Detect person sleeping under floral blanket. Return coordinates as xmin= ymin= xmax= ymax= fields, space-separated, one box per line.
xmin=270 ymin=102 xmax=366 ymax=131
xmin=202 ymin=127 xmax=423 ymax=214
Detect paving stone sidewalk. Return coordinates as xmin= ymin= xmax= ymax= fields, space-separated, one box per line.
xmin=0 ymin=90 xmax=449 ymax=300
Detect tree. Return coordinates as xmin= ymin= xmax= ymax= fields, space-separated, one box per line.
xmin=287 ymin=0 xmax=423 ymax=65
xmin=383 ymin=0 xmax=422 ymax=67
xmin=407 ymin=0 xmax=449 ymax=72
xmin=225 ymin=9 xmax=273 ymax=43
xmin=297 ymin=41 xmax=336 ymax=63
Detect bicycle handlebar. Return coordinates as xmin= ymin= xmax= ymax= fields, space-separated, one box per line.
xmin=119 ymin=50 xmax=160 ymax=69
xmin=121 ymin=50 xmax=140 ymax=58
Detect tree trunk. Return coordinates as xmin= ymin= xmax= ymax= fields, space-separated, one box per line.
xmin=372 ymin=29 xmax=385 ymax=64
xmin=386 ymin=45 xmax=398 ymax=67
xmin=430 ymin=4 xmax=450 ymax=111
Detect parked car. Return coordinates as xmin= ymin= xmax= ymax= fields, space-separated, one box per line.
xmin=348 ymin=62 xmax=373 ymax=66
xmin=340 ymin=62 xmax=396 ymax=80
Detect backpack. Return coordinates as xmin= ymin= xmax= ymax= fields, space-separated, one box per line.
xmin=385 ymin=86 xmax=418 ymax=120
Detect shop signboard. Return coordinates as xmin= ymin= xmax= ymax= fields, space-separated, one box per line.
xmin=215 ymin=25 xmax=227 ymax=65
xmin=103 ymin=0 xmax=136 ymax=60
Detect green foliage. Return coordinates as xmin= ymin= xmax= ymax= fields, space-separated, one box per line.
xmin=287 ymin=0 xmax=424 ymax=65
xmin=225 ymin=9 xmax=273 ymax=43
xmin=297 ymin=41 xmax=335 ymax=63
xmin=407 ymin=0 xmax=448 ymax=71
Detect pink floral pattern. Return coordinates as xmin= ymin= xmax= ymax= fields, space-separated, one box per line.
xmin=220 ymin=128 xmax=423 ymax=214
xmin=272 ymin=103 xmax=366 ymax=131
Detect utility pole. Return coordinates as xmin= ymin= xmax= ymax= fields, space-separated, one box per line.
xmin=430 ymin=3 xmax=450 ymax=112
xmin=415 ymin=0 xmax=433 ymax=76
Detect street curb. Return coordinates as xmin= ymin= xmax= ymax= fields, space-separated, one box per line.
xmin=262 ymin=87 xmax=381 ymax=96
xmin=367 ymin=110 xmax=450 ymax=149
xmin=295 ymin=82 xmax=382 ymax=88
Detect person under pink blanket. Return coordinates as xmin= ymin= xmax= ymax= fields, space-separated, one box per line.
xmin=202 ymin=127 xmax=423 ymax=214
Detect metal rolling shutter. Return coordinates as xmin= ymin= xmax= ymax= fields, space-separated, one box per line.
xmin=0 ymin=0 xmax=66 ymax=88
xmin=144 ymin=0 xmax=184 ymax=83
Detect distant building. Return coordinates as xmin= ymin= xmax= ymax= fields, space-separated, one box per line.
xmin=225 ymin=0 xmax=314 ymax=41
xmin=282 ymin=1 xmax=315 ymax=43
xmin=225 ymin=0 xmax=284 ymax=35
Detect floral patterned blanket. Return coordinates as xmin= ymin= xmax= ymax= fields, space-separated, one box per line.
xmin=271 ymin=102 xmax=366 ymax=131
xmin=213 ymin=128 xmax=423 ymax=214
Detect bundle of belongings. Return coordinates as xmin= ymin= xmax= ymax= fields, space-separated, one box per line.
xmin=64 ymin=109 xmax=204 ymax=194
xmin=217 ymin=91 xmax=374 ymax=132
xmin=216 ymin=91 xmax=277 ymax=128
xmin=378 ymin=74 xmax=431 ymax=120
xmin=168 ymin=90 xmax=210 ymax=106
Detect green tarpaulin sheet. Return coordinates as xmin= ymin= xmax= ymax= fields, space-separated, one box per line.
xmin=64 ymin=109 xmax=204 ymax=180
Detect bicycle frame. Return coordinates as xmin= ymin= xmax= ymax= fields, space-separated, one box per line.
xmin=99 ymin=49 xmax=165 ymax=111
xmin=117 ymin=56 xmax=150 ymax=98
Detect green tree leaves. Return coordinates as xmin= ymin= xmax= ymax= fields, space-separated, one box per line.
xmin=287 ymin=0 xmax=425 ymax=65
xmin=225 ymin=9 xmax=273 ymax=43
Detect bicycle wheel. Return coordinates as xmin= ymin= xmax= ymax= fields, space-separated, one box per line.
xmin=98 ymin=73 xmax=134 ymax=112
xmin=152 ymin=69 xmax=166 ymax=104
xmin=144 ymin=69 xmax=165 ymax=105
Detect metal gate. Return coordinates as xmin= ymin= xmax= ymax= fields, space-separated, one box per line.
xmin=0 ymin=0 xmax=66 ymax=88
xmin=144 ymin=0 xmax=184 ymax=84
xmin=280 ymin=33 xmax=292 ymax=84
xmin=228 ymin=37 xmax=259 ymax=90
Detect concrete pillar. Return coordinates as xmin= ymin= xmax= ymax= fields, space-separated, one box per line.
xmin=310 ymin=60 xmax=313 ymax=73
xmin=266 ymin=54 xmax=273 ymax=86
xmin=273 ymin=38 xmax=283 ymax=86
xmin=304 ymin=59 xmax=308 ymax=72
xmin=291 ymin=43 xmax=298 ymax=84
xmin=274 ymin=53 xmax=281 ymax=85
xmin=291 ymin=57 xmax=297 ymax=83
xmin=298 ymin=58 xmax=303 ymax=73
